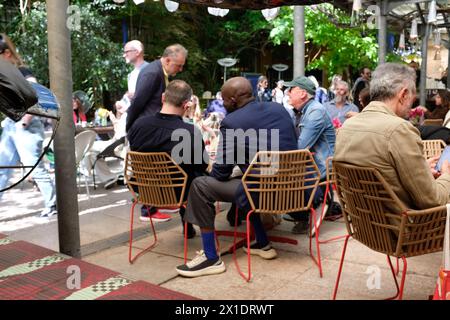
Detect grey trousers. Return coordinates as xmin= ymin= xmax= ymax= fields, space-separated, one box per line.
xmin=184 ymin=176 xmax=241 ymax=229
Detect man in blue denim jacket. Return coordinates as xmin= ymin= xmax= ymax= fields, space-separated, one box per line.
xmin=283 ymin=76 xmax=336 ymax=234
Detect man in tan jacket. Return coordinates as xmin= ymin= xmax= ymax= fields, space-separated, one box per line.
xmin=334 ymin=63 xmax=450 ymax=211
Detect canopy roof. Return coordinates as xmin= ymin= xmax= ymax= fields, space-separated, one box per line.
xmin=175 ymin=1 xmax=449 ymax=35
xmin=174 ymin=0 xmax=331 ymax=10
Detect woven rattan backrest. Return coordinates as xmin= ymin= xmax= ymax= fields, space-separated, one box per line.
xmin=124 ymin=151 xmax=188 ymax=208
xmin=241 ymin=149 xmax=320 ymax=214
xmin=334 ymin=161 xmax=447 ymax=257
xmin=422 ymin=139 xmax=446 ymax=159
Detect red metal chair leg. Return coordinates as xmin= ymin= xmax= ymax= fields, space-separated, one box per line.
xmin=398 ymin=257 xmax=407 ymax=300
xmin=332 ymin=234 xmax=351 ymax=300
xmin=396 ymin=257 xmax=400 ymax=276
xmin=309 ymin=208 xmax=323 ymax=277
xmin=386 ymin=256 xmax=408 ymax=300
xmin=129 ymin=202 xmax=157 ymax=264
xmin=317 ymin=182 xmax=347 ymax=245
xmin=233 ymin=208 xmax=253 ymax=282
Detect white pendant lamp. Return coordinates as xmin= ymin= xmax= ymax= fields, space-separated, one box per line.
xmin=352 ymin=0 xmax=362 ymax=11
xmin=208 ymin=7 xmax=229 ymax=17
xmin=399 ymin=30 xmax=406 ymax=50
xmin=261 ymin=8 xmax=280 ymax=21
xmin=164 ymin=0 xmax=179 ymax=12
xmin=428 ymin=0 xmax=437 ymax=24
xmin=410 ymin=19 xmax=418 ymax=40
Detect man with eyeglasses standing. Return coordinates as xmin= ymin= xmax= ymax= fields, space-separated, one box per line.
xmin=83 ymin=40 xmax=148 ymax=190
xmin=126 ymin=43 xmax=188 ymax=222
xmin=121 ymin=40 xmax=149 ymax=108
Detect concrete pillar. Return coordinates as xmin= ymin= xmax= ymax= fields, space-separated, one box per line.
xmin=293 ymin=6 xmax=305 ymax=77
xmin=46 ymin=0 xmax=81 ymax=258
xmin=420 ymin=23 xmax=431 ymax=106
xmin=378 ymin=0 xmax=388 ymax=64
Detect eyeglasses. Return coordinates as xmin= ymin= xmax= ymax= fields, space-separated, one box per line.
xmin=123 ymin=49 xmax=137 ymax=55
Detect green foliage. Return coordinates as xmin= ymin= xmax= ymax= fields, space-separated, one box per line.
xmin=6 ymin=1 xmax=128 ymax=107
xmin=270 ymin=5 xmax=378 ymax=77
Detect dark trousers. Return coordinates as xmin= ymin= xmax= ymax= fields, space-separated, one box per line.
xmin=184 ymin=176 xmax=265 ymax=231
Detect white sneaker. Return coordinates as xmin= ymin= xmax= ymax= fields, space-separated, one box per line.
xmin=176 ymin=250 xmax=226 ymax=278
xmin=39 ymin=205 xmax=57 ymax=218
xmin=243 ymin=241 xmax=277 ymax=260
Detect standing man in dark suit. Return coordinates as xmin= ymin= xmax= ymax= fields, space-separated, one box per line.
xmin=175 ymin=77 xmax=298 ymax=278
xmin=126 ymin=43 xmax=188 ymax=222
xmin=126 ymin=43 xmax=188 ymax=132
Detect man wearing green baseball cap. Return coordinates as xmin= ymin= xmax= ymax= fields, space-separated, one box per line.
xmin=283 ymin=76 xmax=336 ymax=236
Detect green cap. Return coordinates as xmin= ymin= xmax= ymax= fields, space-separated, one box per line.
xmin=284 ymin=76 xmax=316 ymax=96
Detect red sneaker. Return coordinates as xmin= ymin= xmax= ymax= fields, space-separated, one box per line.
xmin=140 ymin=210 xmax=172 ymax=222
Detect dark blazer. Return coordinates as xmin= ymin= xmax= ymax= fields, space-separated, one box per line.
xmin=210 ymin=100 xmax=298 ymax=209
xmin=126 ymin=59 xmax=165 ymax=132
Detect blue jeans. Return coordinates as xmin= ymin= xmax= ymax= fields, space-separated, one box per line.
xmin=0 ymin=117 xmax=56 ymax=209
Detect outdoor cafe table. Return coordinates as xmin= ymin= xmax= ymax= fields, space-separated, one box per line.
xmin=75 ymin=125 xmax=114 ymax=140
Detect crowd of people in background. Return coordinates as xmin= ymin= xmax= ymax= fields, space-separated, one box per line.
xmin=2 ymin=31 xmax=450 ymax=280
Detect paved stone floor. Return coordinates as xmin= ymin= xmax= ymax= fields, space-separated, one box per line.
xmin=0 ymin=168 xmax=442 ymax=300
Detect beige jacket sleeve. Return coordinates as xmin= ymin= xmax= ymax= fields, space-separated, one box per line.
xmin=389 ymin=122 xmax=450 ymax=209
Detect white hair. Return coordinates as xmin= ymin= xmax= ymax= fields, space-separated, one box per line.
xmin=126 ymin=40 xmax=144 ymax=54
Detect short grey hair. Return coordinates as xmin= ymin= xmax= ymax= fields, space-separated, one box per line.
xmin=162 ymin=44 xmax=188 ymax=59
xmin=370 ymin=63 xmax=416 ymax=101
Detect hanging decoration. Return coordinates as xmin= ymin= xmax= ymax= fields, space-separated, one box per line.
xmin=19 ymin=0 xmax=28 ymax=15
xmin=351 ymin=0 xmax=363 ymax=26
xmin=398 ymin=30 xmax=406 ymax=51
xmin=427 ymin=0 xmax=437 ymax=25
xmin=261 ymin=8 xmax=280 ymax=21
xmin=410 ymin=19 xmax=418 ymax=40
xmin=164 ymin=0 xmax=179 ymax=12
xmin=433 ymin=29 xmax=442 ymax=61
xmin=207 ymin=7 xmax=229 ymax=17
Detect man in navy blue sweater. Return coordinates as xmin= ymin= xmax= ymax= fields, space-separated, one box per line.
xmin=176 ymin=77 xmax=298 ymax=278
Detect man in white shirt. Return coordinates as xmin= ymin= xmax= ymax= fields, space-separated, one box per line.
xmin=86 ymin=40 xmax=149 ymax=189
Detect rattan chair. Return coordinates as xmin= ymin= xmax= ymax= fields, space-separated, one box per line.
xmin=236 ymin=149 xmax=323 ymax=281
xmin=124 ymin=151 xmax=188 ymax=264
xmin=422 ymin=139 xmax=446 ymax=159
xmin=333 ymin=161 xmax=447 ymax=300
